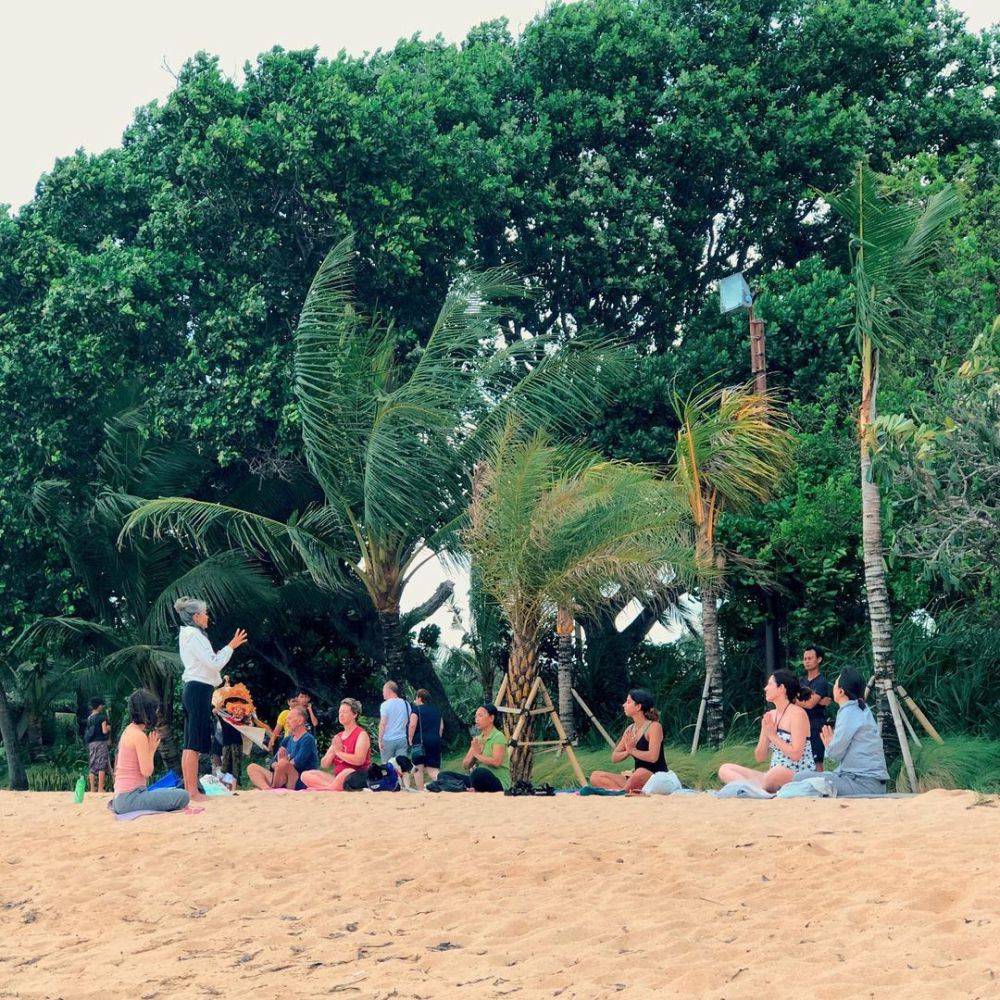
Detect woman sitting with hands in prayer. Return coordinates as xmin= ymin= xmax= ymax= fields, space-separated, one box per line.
xmin=718 ymin=669 xmax=814 ymax=793
xmin=300 ymin=697 xmax=371 ymax=791
xmin=790 ymin=668 xmax=889 ymax=797
xmin=111 ymin=689 xmax=191 ymax=815
xmin=589 ymin=689 xmax=667 ymax=793
xmin=434 ymin=703 xmax=510 ymax=792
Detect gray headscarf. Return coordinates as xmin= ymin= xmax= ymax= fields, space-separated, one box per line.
xmin=174 ymin=596 xmax=207 ymax=633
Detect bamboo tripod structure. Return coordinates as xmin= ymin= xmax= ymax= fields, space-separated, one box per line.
xmin=494 ymin=673 xmax=588 ymax=787
xmin=864 ymin=676 xmax=942 ymax=792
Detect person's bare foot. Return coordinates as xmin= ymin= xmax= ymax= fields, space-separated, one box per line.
xmin=189 ymin=792 xmax=209 ymax=803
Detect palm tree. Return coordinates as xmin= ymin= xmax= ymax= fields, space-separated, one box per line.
xmin=123 ymin=235 xmax=623 ymax=697
xmin=465 ymin=423 xmax=697 ymax=781
xmin=14 ymin=407 xmax=273 ymax=770
xmin=672 ymin=384 xmax=793 ymax=748
xmin=826 ymin=164 xmax=958 ymax=724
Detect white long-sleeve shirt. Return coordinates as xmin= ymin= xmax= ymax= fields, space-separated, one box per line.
xmin=179 ymin=625 xmax=232 ymax=686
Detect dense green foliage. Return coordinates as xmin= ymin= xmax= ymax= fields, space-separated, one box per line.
xmin=1 ymin=0 xmax=998 ymax=782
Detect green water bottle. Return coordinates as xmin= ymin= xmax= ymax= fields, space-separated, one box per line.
xmin=73 ymin=774 xmax=86 ymax=804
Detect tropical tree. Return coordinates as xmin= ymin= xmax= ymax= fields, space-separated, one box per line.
xmin=123 ymin=236 xmax=623 ymax=712
xmin=672 ymin=384 xmax=793 ymax=748
xmin=465 ymin=423 xmax=697 ymax=781
xmin=826 ymin=164 xmax=959 ymax=723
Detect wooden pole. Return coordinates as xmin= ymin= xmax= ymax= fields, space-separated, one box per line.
xmin=885 ymin=686 xmax=919 ymax=792
xmin=571 ymin=688 xmax=616 ymax=750
xmin=538 ymin=679 xmax=587 ymax=787
xmin=691 ymin=669 xmax=712 ymax=753
xmin=895 ymin=685 xmax=944 ymax=744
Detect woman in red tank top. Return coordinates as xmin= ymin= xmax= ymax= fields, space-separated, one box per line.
xmin=300 ymin=697 xmax=371 ymax=791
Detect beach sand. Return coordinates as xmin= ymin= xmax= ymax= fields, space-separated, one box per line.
xmin=1 ymin=788 xmax=998 ymax=999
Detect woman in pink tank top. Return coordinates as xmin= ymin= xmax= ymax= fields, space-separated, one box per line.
xmin=111 ymin=690 xmax=190 ymax=815
xmin=300 ymin=697 xmax=371 ymax=791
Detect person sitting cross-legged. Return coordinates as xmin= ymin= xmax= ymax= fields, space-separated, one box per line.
xmin=717 ymin=670 xmax=814 ymax=794
xmin=247 ymin=706 xmax=317 ymax=791
xmin=588 ymin=689 xmax=668 ymax=793
xmin=790 ymin=668 xmax=889 ymax=797
xmin=300 ymin=698 xmax=372 ymax=791
xmin=433 ymin=703 xmax=510 ymax=793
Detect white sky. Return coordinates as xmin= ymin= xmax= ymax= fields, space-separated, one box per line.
xmin=2 ymin=0 xmax=995 ymax=647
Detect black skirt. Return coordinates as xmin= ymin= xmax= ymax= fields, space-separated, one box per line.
xmin=182 ymin=680 xmax=215 ymax=753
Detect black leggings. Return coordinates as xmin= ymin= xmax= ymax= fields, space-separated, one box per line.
xmin=438 ymin=768 xmax=504 ymax=793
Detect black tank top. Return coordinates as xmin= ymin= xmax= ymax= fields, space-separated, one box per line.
xmin=632 ymin=723 xmax=667 ymax=773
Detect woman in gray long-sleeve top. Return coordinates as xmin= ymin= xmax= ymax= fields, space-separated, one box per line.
xmin=792 ymin=668 xmax=889 ymax=796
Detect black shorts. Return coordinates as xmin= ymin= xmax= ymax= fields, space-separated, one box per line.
xmin=809 ymin=732 xmax=825 ymax=764
xmin=182 ymin=681 xmax=215 ymax=754
xmin=413 ymin=743 xmax=442 ymax=769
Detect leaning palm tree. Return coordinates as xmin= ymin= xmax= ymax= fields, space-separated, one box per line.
xmin=826 ymin=164 xmax=958 ymax=724
xmin=465 ymin=423 xmax=698 ymax=782
xmin=123 ymin=235 xmax=624 ymax=692
xmin=672 ymin=384 xmax=793 ymax=749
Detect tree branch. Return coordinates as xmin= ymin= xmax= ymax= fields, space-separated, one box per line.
xmin=400 ymin=580 xmax=455 ymax=633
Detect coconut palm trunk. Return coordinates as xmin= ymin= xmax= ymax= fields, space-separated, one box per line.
xmin=555 ymin=606 xmax=575 ymax=741
xmin=507 ymin=631 xmax=540 ymax=783
xmin=378 ymin=607 xmax=405 ymax=680
xmin=0 ymin=682 xmax=28 ymax=790
xmin=859 ymin=344 xmax=897 ymax=735
xmin=701 ymin=580 xmax=725 ymax=746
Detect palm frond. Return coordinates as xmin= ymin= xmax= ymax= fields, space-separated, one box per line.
xmin=826 ymin=162 xmax=959 ymax=350
xmin=144 ymin=550 xmax=276 ymax=644
xmin=121 ymin=498 xmax=355 ymax=593
xmin=12 ymin=616 xmax=125 ymax=656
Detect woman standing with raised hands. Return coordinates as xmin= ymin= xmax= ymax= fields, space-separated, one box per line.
xmin=174 ymin=596 xmax=247 ymax=802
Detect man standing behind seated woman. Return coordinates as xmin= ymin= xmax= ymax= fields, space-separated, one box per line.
xmin=247 ymin=706 xmax=318 ymax=790
xmin=301 ymin=698 xmax=372 ymax=791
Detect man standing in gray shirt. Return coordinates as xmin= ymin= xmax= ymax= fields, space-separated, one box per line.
xmin=378 ymin=680 xmax=410 ymax=769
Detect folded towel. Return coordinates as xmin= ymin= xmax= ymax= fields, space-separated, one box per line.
xmin=711 ymin=780 xmax=775 ymax=799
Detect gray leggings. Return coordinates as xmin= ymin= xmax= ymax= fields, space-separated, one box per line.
xmin=112 ymin=787 xmax=190 ymax=814
xmin=793 ymin=770 xmax=887 ymax=797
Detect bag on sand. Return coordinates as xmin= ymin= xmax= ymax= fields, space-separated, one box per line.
xmin=426 ymin=773 xmax=468 ymax=793
xmin=640 ymin=770 xmax=683 ymax=795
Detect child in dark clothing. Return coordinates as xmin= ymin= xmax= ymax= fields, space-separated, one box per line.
xmin=84 ymin=696 xmax=111 ymax=793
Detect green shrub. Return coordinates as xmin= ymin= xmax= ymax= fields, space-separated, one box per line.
xmin=26 ymin=765 xmax=80 ymax=792
xmin=893 ymin=736 xmax=1000 ymax=793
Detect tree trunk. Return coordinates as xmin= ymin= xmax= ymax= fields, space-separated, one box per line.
xmin=507 ymin=632 xmax=539 ymax=783
xmin=556 ymin=606 xmax=575 ymax=741
xmin=378 ymin=608 xmax=406 ymax=681
xmin=702 ymin=581 xmax=725 ymax=747
xmin=0 ymin=682 xmax=28 ymax=790
xmin=859 ymin=343 xmax=897 ymax=744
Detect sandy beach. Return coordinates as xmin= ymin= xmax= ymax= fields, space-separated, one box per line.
xmin=1 ymin=789 xmax=998 ymax=999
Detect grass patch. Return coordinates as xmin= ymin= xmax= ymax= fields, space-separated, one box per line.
xmin=892 ymin=736 xmax=1000 ymax=794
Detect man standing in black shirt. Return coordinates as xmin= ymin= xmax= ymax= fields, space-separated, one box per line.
xmin=799 ymin=645 xmax=833 ymax=772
